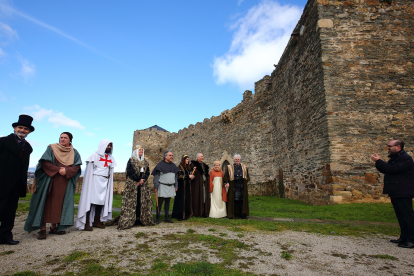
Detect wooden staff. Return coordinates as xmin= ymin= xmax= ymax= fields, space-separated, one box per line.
xmin=190 ymin=167 xmax=197 ymax=175
xmin=155 ymin=190 xmax=158 ymax=210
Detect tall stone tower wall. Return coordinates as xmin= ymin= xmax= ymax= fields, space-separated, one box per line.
xmin=319 ymin=0 xmax=414 ymax=202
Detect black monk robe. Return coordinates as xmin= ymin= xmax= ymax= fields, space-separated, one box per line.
xmin=190 ymin=161 xmax=210 ymax=217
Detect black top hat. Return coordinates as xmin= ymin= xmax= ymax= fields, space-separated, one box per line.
xmin=12 ymin=114 xmax=35 ymax=132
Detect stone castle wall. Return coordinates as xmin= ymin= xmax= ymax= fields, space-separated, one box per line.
xmin=130 ymin=0 xmax=414 ymax=204
xmin=270 ymin=0 xmax=332 ymax=204
xmin=89 ymin=0 xmax=413 ymax=204
xmin=318 ymin=0 xmax=414 ymax=203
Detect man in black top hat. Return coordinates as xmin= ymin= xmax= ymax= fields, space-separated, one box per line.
xmin=0 ymin=114 xmax=34 ymax=245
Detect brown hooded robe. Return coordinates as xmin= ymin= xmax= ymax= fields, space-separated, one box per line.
xmin=190 ymin=161 xmax=210 ymax=217
xmin=224 ymin=164 xmax=250 ymax=218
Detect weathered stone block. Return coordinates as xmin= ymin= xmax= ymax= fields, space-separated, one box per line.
xmin=365 ymin=173 xmax=379 ymax=183
xmin=330 ymin=195 xmax=343 ymax=203
xmin=333 ymin=191 xmax=352 ymax=197
xmin=317 ymin=19 xmax=334 ymax=29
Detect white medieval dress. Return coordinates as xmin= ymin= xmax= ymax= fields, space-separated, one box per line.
xmin=76 ymin=139 xmax=117 ymax=230
xmin=208 ymin=169 xmax=227 ymax=218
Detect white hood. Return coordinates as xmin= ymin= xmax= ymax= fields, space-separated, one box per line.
xmin=86 ymin=139 xmax=117 ymax=168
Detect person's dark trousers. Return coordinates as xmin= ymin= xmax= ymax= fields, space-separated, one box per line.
xmin=157 ymin=197 xmax=172 ymax=223
xmin=391 ymin=197 xmax=414 ymax=242
xmin=135 ymin=185 xmax=141 ymax=222
xmin=0 ymin=183 xmax=21 ymax=242
xmin=235 ymin=200 xmax=244 ymax=218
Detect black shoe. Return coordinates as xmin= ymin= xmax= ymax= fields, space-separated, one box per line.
xmin=390 ymin=238 xmax=404 ymax=244
xmin=164 ymin=214 xmax=174 ymax=223
xmin=398 ymin=241 xmax=414 ymax=248
xmin=155 ymin=211 xmax=160 ymax=225
xmin=0 ymin=239 xmax=19 ymax=245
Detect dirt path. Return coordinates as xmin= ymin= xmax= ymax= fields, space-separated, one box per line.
xmin=1 ymin=217 xmax=413 ymax=275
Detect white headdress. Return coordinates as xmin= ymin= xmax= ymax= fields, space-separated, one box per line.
xmin=132 ymin=145 xmax=145 ymax=161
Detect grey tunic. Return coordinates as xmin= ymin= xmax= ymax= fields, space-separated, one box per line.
xmin=153 ymin=172 xmax=178 ymax=198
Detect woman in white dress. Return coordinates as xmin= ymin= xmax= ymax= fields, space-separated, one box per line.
xmin=209 ymin=161 xmax=227 ymax=218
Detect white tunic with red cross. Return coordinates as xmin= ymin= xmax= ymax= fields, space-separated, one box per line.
xmin=76 ymin=139 xmax=117 ymax=230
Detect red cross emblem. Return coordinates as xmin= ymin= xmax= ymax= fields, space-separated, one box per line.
xmin=99 ymin=154 xmax=112 ymax=167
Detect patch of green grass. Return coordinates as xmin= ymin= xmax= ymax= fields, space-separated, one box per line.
xmin=249 ymin=196 xmax=397 ymax=223
xmin=16 ymin=202 xmax=31 ymax=215
xmin=208 ymin=228 xmax=216 ymax=232
xmin=237 ymin=234 xmax=245 ymax=238
xmin=162 ymin=232 xmax=249 ymax=266
xmin=370 ymin=254 xmax=398 ymax=261
xmin=332 ymin=253 xmax=348 ymax=259
xmin=171 ymin=261 xmax=248 ymax=276
xmin=220 ymin=233 xmax=228 ymax=237
xmin=135 ymin=232 xmax=148 ymax=238
xmin=186 ymin=228 xmax=195 ymax=234
xmin=231 ymin=227 xmax=244 ymax=232
xmin=1 ymin=250 xmax=14 ymax=256
xmin=187 ymin=217 xmax=399 ymax=237
xmin=281 ymin=251 xmax=292 ymax=260
xmin=12 ymin=272 xmax=38 ymax=276
xmin=46 ymin=258 xmax=60 ymax=265
xmin=151 ymin=260 xmax=169 ymax=271
xmin=64 ymin=251 xmax=88 ymax=262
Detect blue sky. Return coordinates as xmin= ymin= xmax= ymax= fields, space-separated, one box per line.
xmin=0 ymin=0 xmax=306 ymax=171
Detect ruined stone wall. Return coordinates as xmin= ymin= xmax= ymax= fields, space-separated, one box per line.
xmin=167 ymin=80 xmax=275 ymax=193
xmin=319 ymin=0 xmax=414 ymax=203
xmin=270 ymin=0 xmax=332 ymax=204
xmin=126 ymin=0 xmax=413 ymax=204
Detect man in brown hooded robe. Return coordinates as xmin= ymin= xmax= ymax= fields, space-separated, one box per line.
xmin=224 ymin=154 xmax=250 ymax=219
xmin=190 ymin=153 xmax=210 ymax=217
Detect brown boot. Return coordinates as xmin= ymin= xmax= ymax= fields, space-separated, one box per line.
xmin=84 ymin=211 xmax=93 ymax=231
xmin=92 ymin=214 xmax=105 ymax=229
xmin=37 ymin=230 xmax=46 ymax=240
xmin=92 ymin=205 xmax=105 ymax=229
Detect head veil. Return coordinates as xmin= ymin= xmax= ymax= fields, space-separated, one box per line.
xmin=132 ymin=145 xmax=145 ymax=172
xmin=132 ymin=145 xmax=144 ymax=161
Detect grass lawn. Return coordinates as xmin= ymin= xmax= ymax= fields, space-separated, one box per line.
xmin=19 ymin=194 xmax=397 ymax=223
xmin=18 ymin=193 xmax=399 ymax=237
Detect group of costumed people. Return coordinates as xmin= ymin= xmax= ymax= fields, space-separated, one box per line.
xmin=1 ymin=115 xmax=250 ymax=244
xmin=23 ymin=144 xmax=250 ymax=239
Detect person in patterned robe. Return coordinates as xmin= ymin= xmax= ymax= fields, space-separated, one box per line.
xmin=116 ymin=145 xmax=154 ymax=229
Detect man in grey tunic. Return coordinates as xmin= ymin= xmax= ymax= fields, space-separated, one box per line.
xmin=152 ymin=150 xmax=179 ymax=224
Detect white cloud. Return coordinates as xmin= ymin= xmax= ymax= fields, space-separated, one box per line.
xmin=0 ymin=21 xmax=18 ymax=40
xmin=125 ymin=142 xmax=132 ymax=146
xmin=29 ymin=105 xmax=86 ymax=130
xmin=20 ymin=57 xmax=36 ymax=82
xmin=85 ymin=132 xmax=95 ymax=137
xmin=237 ymin=0 xmax=245 ymax=6
xmin=213 ymin=0 xmax=302 ymax=90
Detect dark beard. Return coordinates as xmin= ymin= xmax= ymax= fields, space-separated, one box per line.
xmin=105 ymin=148 xmax=111 ymax=154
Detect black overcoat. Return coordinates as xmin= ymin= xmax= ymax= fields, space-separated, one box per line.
xmin=375 ymin=150 xmax=414 ymax=197
xmin=0 ymin=134 xmax=33 ymax=199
